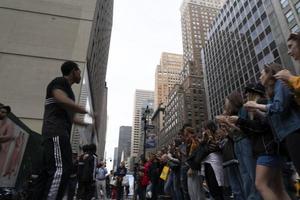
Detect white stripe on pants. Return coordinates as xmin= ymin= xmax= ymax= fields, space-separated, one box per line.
xmin=47 ymin=136 xmax=63 ymax=200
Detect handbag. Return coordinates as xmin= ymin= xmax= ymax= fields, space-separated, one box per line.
xmin=186 ymin=144 xmax=209 ymax=170
xmin=146 ymin=183 xmax=152 ymax=199
xmin=110 ymin=177 xmax=117 ymax=186
xmin=159 ymin=166 xmax=170 ymax=181
xmin=221 ymin=137 xmax=239 ymax=167
xmin=122 ymin=176 xmax=129 ymax=186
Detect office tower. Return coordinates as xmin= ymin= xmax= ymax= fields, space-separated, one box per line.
xmin=180 ymin=0 xmax=222 ymax=132
xmin=151 ymin=104 xmax=165 ymax=150
xmin=264 ymin=0 xmax=300 ymax=74
xmin=181 ymin=0 xmax=223 ymax=78
xmin=161 ymin=84 xmax=186 ymax=147
xmin=131 ymin=90 xmax=154 ymax=158
xmin=203 ymin=0 xmax=292 ymax=118
xmin=113 ymin=147 xmax=118 ymax=171
xmin=117 ymin=126 xmax=132 ymax=165
xmin=71 ymin=67 xmax=94 ymax=153
xmin=85 ymin=0 xmax=113 ymax=157
xmin=154 ymin=52 xmax=183 ymax=109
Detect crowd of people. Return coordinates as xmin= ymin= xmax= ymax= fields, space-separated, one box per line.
xmin=64 ymin=144 xmax=130 ymax=200
xmin=25 ymin=144 xmax=130 ymax=200
xmin=3 ymin=29 xmax=300 ymax=200
xmin=131 ymin=32 xmax=300 ymax=200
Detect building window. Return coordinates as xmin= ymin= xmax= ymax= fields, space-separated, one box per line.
xmin=280 ymin=0 xmax=289 ymax=8
xmin=296 ymin=2 xmax=300 ymax=14
xmin=285 ymin=10 xmax=295 ymax=23
xmin=291 ymin=25 xmax=300 ymax=33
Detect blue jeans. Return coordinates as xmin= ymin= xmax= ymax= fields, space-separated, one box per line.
xmin=173 ymin=170 xmax=183 ymax=200
xmin=225 ymin=164 xmax=245 ymax=200
xmin=164 ymin=171 xmax=174 ymax=195
xmin=180 ymin=164 xmax=190 ymax=200
xmin=234 ymin=137 xmax=261 ymax=200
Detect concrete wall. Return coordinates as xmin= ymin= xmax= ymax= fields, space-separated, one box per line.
xmin=0 ymin=1 xmax=97 ymax=133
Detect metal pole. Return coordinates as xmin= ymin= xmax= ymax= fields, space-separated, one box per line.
xmin=143 ymin=106 xmax=149 ymax=161
xmin=143 ymin=117 xmax=146 ymax=161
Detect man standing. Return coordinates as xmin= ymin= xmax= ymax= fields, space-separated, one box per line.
xmin=96 ymin=161 xmax=108 ymax=199
xmin=33 ymin=61 xmax=93 ymax=200
xmin=116 ymin=161 xmax=128 ymax=200
xmin=77 ymin=144 xmax=97 ymax=200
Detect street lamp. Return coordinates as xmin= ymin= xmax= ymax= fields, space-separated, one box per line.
xmin=141 ymin=105 xmax=150 ymax=160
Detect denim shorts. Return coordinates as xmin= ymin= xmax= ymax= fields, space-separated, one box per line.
xmin=256 ymin=154 xmax=281 ymax=168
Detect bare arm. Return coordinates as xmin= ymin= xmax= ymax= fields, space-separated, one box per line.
xmin=0 ymin=135 xmax=14 ymax=143
xmin=244 ymin=101 xmax=267 ymax=112
xmin=53 ymin=89 xmax=87 ymax=114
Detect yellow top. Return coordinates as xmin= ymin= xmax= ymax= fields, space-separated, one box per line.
xmin=288 ymin=76 xmax=300 ymax=105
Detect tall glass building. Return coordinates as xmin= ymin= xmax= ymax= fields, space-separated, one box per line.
xmin=203 ymin=0 xmax=289 ymax=118
xmin=180 ymin=0 xmax=222 ymax=132
xmin=264 ymin=0 xmax=300 ymax=74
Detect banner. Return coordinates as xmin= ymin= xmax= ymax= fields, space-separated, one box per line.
xmin=145 ymin=132 xmax=156 ymax=149
xmin=0 ymin=118 xmax=29 ymax=187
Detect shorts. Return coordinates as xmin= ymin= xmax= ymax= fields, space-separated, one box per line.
xmin=256 ymin=154 xmax=281 ymax=168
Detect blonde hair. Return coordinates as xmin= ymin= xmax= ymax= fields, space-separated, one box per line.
xmin=184 ymin=127 xmax=195 ymax=135
xmin=263 ymin=63 xmax=283 ymax=98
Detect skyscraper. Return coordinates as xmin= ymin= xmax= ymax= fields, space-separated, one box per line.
xmin=151 ymin=105 xmax=166 ymax=149
xmin=154 ymin=52 xmax=183 ymax=109
xmin=85 ymin=0 xmax=113 ymax=157
xmin=181 ymin=0 xmax=223 ymax=78
xmin=180 ymin=0 xmax=222 ymax=132
xmin=113 ymin=147 xmax=118 ymax=171
xmin=264 ymin=0 xmax=300 ymax=74
xmin=161 ymin=84 xmax=186 ymax=147
xmin=203 ymin=0 xmax=293 ymax=118
xmin=130 ymin=90 xmax=154 ymax=158
xmin=117 ymin=126 xmax=132 ymax=165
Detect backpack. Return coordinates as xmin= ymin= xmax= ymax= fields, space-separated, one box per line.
xmin=78 ymin=154 xmax=94 ymax=182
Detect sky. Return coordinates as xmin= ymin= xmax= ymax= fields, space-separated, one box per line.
xmin=104 ymin=0 xmax=183 ymax=168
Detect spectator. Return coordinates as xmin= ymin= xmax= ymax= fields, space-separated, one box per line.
xmin=245 ymin=63 xmax=300 ymax=176
xmin=201 ymin=120 xmax=225 ymax=200
xmin=116 ymin=161 xmax=127 ymax=200
xmin=77 ymin=144 xmax=97 ymax=200
xmin=96 ymin=161 xmax=108 ymax=199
